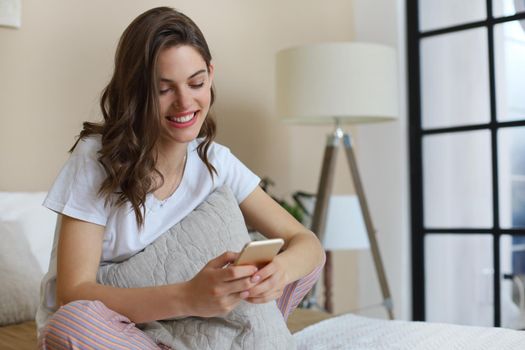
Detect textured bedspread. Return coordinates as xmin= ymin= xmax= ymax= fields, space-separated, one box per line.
xmin=97 ymin=186 xmax=295 ymax=350
xmin=294 ymin=313 xmax=525 ymax=350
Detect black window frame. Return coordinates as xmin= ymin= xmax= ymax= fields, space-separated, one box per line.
xmin=407 ymin=0 xmax=525 ymax=326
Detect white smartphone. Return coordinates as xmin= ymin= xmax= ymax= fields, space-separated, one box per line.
xmin=233 ymin=238 xmax=285 ymax=267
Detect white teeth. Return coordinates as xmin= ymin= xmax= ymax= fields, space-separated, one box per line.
xmin=168 ymin=112 xmax=195 ymax=123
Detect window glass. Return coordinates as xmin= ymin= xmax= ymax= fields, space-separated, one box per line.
xmin=419 ymin=0 xmax=486 ymax=32
xmin=500 ymin=234 xmax=525 ymax=329
xmin=498 ymin=127 xmax=525 ymax=229
xmin=495 ymin=21 xmax=525 ymax=122
xmin=423 ymin=131 xmax=492 ymax=228
xmin=425 ymin=234 xmax=494 ymax=326
xmin=493 ymin=0 xmax=525 ymax=17
xmin=421 ymin=29 xmax=490 ymax=129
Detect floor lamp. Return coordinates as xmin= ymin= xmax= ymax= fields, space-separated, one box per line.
xmin=276 ymin=42 xmax=398 ymax=319
xmin=293 ymin=193 xmax=371 ymax=313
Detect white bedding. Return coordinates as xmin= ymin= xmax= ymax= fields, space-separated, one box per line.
xmin=294 ymin=313 xmax=525 ymax=350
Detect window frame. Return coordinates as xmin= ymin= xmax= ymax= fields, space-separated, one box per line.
xmin=407 ymin=0 xmax=525 ymax=326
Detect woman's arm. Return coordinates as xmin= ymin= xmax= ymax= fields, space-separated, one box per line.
xmin=239 ymin=186 xmax=325 ymax=302
xmin=56 ymin=214 xmax=259 ymax=323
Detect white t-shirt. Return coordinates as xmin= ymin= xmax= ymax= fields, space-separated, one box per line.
xmin=36 ymin=135 xmax=260 ymax=333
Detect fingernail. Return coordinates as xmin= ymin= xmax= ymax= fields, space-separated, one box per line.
xmin=251 ymin=275 xmax=260 ymax=283
xmin=240 ymin=291 xmax=249 ymax=299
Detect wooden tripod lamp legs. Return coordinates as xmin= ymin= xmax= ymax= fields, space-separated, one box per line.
xmin=310 ymin=135 xmax=338 ymax=313
xmin=310 ymin=130 xmax=394 ymax=320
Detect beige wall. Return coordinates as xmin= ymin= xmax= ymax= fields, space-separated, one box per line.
xmin=0 ymin=0 xmax=359 ymax=313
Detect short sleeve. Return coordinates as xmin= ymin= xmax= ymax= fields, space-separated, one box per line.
xmin=43 ymin=140 xmax=108 ymax=226
xmin=213 ymin=144 xmax=261 ymax=203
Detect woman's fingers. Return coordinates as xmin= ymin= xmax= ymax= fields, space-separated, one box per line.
xmin=206 ymin=252 xmax=258 ymax=282
xmin=246 ymin=290 xmax=283 ymax=304
xmin=247 ymin=275 xmax=277 ymax=297
xmin=215 ymin=275 xmax=259 ymax=296
xmin=245 ymin=260 xmax=288 ymax=300
xmin=206 ymin=251 xmax=239 ymax=268
xmin=220 ymin=265 xmax=258 ymax=282
xmin=187 ymin=252 xmax=262 ymax=317
xmin=249 ymin=262 xmax=277 ymax=284
xmin=187 ymin=251 xmax=286 ymax=317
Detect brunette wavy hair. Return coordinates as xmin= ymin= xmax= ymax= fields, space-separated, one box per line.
xmin=71 ymin=7 xmax=217 ymax=227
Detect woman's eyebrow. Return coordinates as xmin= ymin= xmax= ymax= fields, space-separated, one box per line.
xmin=160 ymin=69 xmax=207 ymax=83
xmin=188 ymin=69 xmax=207 ymax=79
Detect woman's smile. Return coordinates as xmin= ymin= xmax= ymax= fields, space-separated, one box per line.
xmin=166 ymin=110 xmax=199 ymax=128
xmin=157 ymin=45 xmax=214 ymax=144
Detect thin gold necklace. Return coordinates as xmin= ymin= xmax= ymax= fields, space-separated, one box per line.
xmin=159 ymin=151 xmax=187 ymax=206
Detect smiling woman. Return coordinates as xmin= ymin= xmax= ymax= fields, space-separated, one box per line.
xmin=35 ymin=6 xmax=324 ymax=350
xmin=154 ymin=46 xmax=215 ymax=202
xmin=67 ymin=9 xmax=220 ymax=226
xmin=157 ymin=46 xmax=214 ymax=146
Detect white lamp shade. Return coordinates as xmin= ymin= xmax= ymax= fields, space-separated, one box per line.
xmin=323 ymin=195 xmax=369 ymax=251
xmin=276 ymin=42 xmax=398 ymax=124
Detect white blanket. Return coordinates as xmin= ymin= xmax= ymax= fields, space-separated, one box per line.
xmin=294 ymin=313 xmax=524 ymax=350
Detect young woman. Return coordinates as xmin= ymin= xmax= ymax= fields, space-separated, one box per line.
xmin=37 ymin=7 xmax=325 ymax=349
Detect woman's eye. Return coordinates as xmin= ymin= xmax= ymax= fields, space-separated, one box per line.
xmin=190 ymin=82 xmax=205 ymax=89
xmin=159 ymin=88 xmax=172 ymax=95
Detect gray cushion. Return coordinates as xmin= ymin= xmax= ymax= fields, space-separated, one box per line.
xmin=97 ymin=186 xmax=296 ymax=349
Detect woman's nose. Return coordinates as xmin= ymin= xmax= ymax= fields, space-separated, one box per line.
xmin=172 ymin=89 xmax=192 ymax=111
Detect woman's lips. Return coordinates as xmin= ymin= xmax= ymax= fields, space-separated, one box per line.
xmin=166 ymin=111 xmax=198 ymax=128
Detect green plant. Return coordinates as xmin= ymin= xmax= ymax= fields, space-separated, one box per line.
xmin=260 ymin=177 xmax=305 ymax=223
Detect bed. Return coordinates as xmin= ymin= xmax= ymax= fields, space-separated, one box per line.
xmin=0 ymin=309 xmax=330 ymax=350
xmin=294 ymin=312 xmax=525 ymax=350
xmin=2 ymin=309 xmax=525 ymax=350
xmin=1 ymin=191 xmax=525 ymax=349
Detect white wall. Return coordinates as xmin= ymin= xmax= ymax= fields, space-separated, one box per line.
xmin=352 ymin=0 xmax=411 ymax=320
xmin=0 ymin=0 xmax=362 ymax=314
xmin=0 ymin=0 xmax=414 ymax=318
xmin=0 ymin=0 xmax=356 ymax=198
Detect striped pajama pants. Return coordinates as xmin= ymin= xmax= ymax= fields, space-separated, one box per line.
xmin=38 ymin=261 xmax=323 ymax=350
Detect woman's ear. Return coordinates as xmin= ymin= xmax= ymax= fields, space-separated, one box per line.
xmin=208 ymin=63 xmax=215 ymax=86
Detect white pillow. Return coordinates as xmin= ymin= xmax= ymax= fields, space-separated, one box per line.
xmin=0 ymin=192 xmax=57 ymax=273
xmin=0 ymin=221 xmax=42 ymax=325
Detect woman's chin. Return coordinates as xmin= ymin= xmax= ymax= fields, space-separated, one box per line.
xmin=160 ymin=130 xmax=201 ymax=146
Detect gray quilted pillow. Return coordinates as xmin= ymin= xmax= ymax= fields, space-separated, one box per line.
xmin=97 ymin=186 xmax=296 ymax=350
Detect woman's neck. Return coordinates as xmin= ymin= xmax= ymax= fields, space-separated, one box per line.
xmin=155 ymin=141 xmax=188 ymax=177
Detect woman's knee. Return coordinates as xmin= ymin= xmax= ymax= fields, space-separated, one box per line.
xmin=38 ymin=300 xmax=161 ymax=350
xmin=38 ymin=300 xmax=101 ymax=349
xmin=38 ymin=300 xmax=122 ymax=349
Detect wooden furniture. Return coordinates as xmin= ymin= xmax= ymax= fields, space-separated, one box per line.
xmin=0 ymin=321 xmax=38 ymax=350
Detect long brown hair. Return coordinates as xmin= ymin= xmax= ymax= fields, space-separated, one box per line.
xmin=71 ymin=7 xmax=217 ymax=227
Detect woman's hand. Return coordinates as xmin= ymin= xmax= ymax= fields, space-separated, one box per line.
xmin=245 ymin=255 xmax=291 ymax=304
xmin=240 ymin=187 xmax=325 ymax=284
xmin=184 ymin=251 xmax=258 ymax=317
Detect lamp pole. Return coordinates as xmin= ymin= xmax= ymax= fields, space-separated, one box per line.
xmin=310 ymin=120 xmax=394 ymax=319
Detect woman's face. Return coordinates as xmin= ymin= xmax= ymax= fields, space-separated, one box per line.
xmin=157 ymin=45 xmax=214 ymax=146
